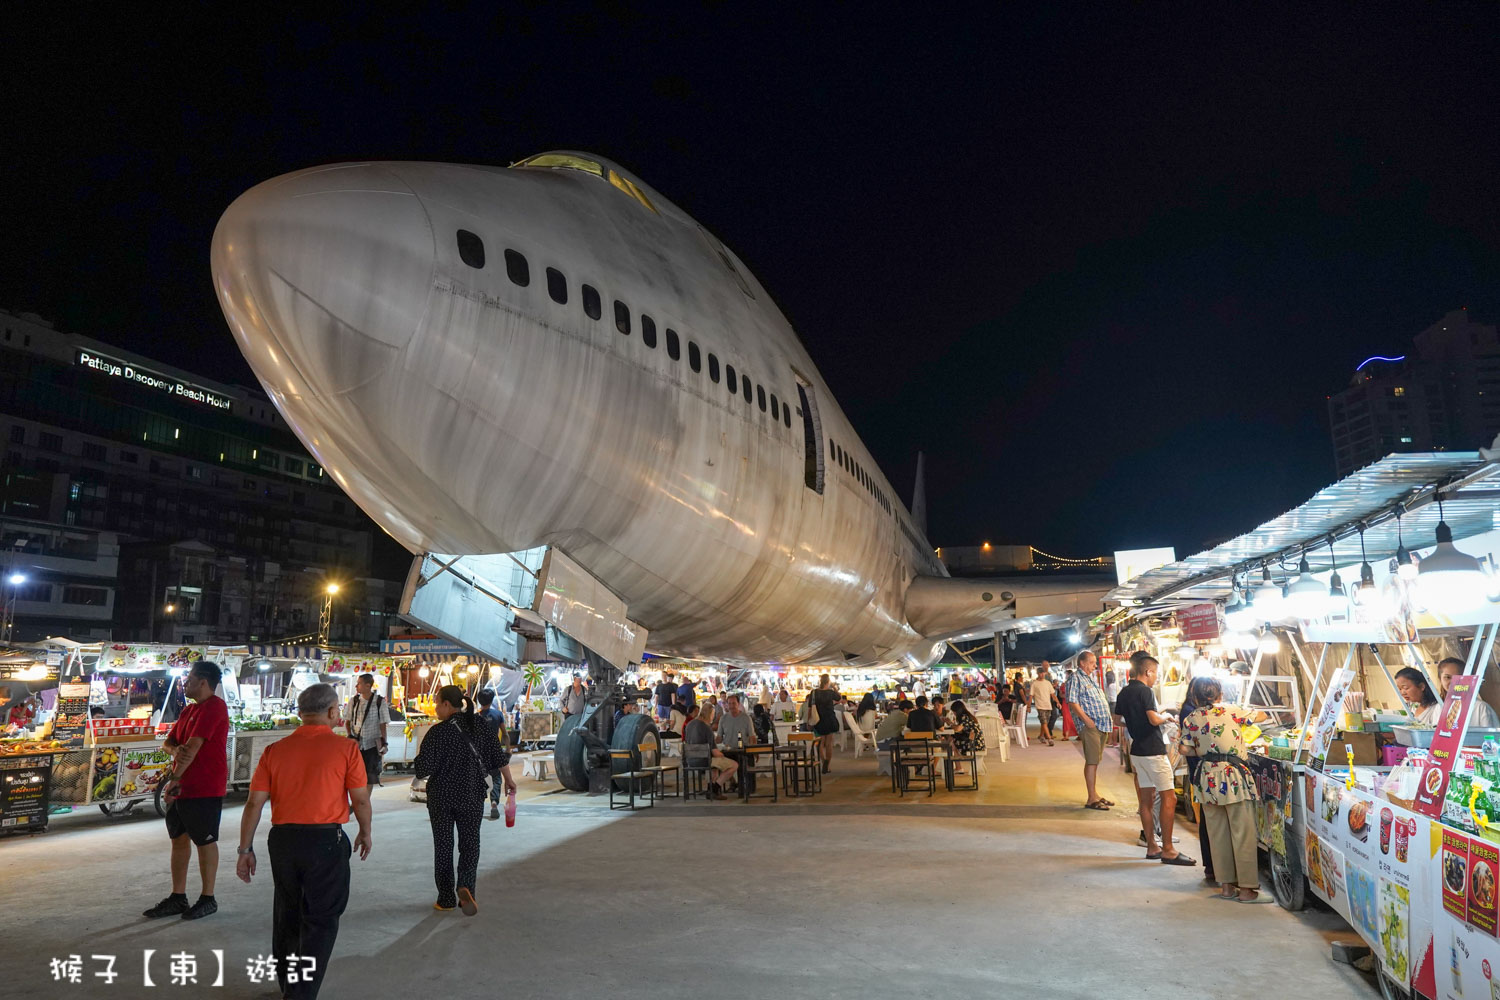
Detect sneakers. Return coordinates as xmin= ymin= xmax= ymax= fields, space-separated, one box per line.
xmin=457 ymin=887 xmax=478 ymax=916
xmin=143 ymin=894 xmax=190 ymax=919
xmin=489 ymin=804 xmax=500 ymax=821
xmin=434 ymin=899 xmax=457 ymax=911
xmin=181 ymin=896 xmax=217 ymax=921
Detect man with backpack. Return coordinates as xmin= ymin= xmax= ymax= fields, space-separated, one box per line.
xmin=346 ymin=673 xmax=390 ymax=788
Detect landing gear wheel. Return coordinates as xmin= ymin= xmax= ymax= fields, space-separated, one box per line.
xmin=97 ymin=800 xmax=138 ymax=818
xmin=1267 ymin=843 xmax=1306 ymax=911
xmin=610 ymin=713 xmax=659 ymax=790
xmin=553 ymin=714 xmax=590 ymax=792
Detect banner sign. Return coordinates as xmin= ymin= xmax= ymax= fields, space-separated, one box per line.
xmin=1176 ymin=604 xmax=1220 ymax=641
xmin=1416 ymin=676 xmax=1480 ymax=819
xmin=0 ymin=754 xmax=54 ymax=831
xmin=75 ymin=349 xmax=233 ymax=411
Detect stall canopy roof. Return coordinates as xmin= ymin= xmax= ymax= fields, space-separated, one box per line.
xmin=1106 ymin=451 xmax=1500 ymax=609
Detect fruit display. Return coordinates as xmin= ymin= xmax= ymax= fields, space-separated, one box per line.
xmin=0 ymin=739 xmax=66 ymax=756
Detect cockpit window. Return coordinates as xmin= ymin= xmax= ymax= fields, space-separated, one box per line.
xmin=511 ymin=153 xmax=603 ymax=177
xmin=510 ymin=153 xmax=657 ymax=215
xmin=608 ymin=170 xmax=658 ymax=214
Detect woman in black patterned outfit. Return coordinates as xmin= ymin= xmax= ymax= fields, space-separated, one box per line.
xmin=413 ymin=685 xmax=514 ymax=915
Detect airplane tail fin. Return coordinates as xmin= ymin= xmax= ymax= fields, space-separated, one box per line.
xmin=911 ymin=451 xmax=928 ymax=537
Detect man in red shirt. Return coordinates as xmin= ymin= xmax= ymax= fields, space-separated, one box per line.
xmin=143 ymin=661 xmax=230 ymax=921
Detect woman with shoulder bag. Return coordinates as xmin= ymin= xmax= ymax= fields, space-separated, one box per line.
xmin=413 ymin=686 xmax=516 ymax=916
xmin=811 ymin=674 xmax=842 ymax=774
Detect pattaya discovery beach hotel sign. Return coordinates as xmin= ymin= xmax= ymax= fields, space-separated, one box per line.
xmin=75 ymin=350 xmax=234 ymax=411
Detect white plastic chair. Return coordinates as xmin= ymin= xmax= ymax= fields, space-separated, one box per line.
xmin=1006 ymin=723 xmax=1028 ymax=749
xmin=846 ymin=712 xmax=877 ymax=758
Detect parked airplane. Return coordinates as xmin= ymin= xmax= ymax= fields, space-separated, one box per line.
xmin=211 ymin=152 xmax=1105 ymax=673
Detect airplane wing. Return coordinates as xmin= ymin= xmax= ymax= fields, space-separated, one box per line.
xmin=903 ymin=575 xmax=1112 ymax=643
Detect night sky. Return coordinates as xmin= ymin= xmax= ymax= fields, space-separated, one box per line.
xmin=7 ymin=7 xmax=1499 ymax=562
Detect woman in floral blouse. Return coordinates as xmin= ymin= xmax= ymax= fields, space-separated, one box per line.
xmin=1177 ymin=678 xmax=1270 ymax=903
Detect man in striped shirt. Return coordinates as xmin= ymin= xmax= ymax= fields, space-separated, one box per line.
xmin=1067 ymin=651 xmax=1115 ymax=810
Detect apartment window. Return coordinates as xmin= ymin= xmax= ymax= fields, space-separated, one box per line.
xmin=283 ymin=458 xmax=304 ymax=476
xmin=666 ymin=328 xmax=680 ymax=361
xmin=243 ymin=478 xmax=256 ymax=490
xmin=39 ymin=432 xmax=62 ymax=452
xmin=641 ymin=314 xmax=657 ymax=348
xmin=187 ymin=466 xmax=203 ymax=479
xmin=614 ymin=300 xmax=631 ymax=335
xmin=757 ymin=385 xmax=766 ymax=412
xmin=688 ymin=341 xmax=701 ymax=372
xmin=582 ymin=284 xmax=601 ymax=320
xmin=456 ymin=230 xmax=485 ymax=268
xmin=1393 ymin=386 xmax=1406 ymax=397
xmin=504 ymin=248 xmax=530 ymax=286
xmin=79 ymin=441 xmax=107 ymax=461
xmin=726 ymin=365 xmax=737 ymax=395
xmin=62 ymin=586 xmax=107 ymax=607
xmin=545 ymin=266 xmax=568 ymax=304
xmin=708 ymin=354 xmax=720 ymax=383
xmin=741 ymin=374 xmax=752 ymax=403
xmin=7 ymin=426 xmax=22 ymax=445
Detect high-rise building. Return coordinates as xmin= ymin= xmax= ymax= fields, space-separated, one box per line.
xmin=0 ymin=308 xmax=406 ymax=644
xmin=1327 ymin=309 xmax=1500 ymax=476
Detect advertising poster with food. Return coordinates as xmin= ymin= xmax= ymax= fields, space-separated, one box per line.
xmin=1317 ymin=840 xmax=1352 ymax=921
xmin=1309 ymin=668 xmax=1355 ymax=770
xmin=118 ymin=748 xmax=170 ymax=799
xmin=1303 ymin=772 xmax=1435 ymax=992
xmin=51 ymin=682 xmax=90 ymax=749
xmin=1306 ymin=829 xmax=1327 ymax=894
xmin=1380 ymin=877 xmax=1413 ymax=986
xmin=90 ymin=746 xmax=121 ymax=802
xmin=1444 ymin=827 xmax=1472 ymax=922
xmin=1466 ymin=837 xmax=1499 ymax=937
xmin=1417 ymin=677 xmax=1479 ymax=819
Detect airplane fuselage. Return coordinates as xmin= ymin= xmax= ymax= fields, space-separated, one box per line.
xmin=213 ymin=153 xmax=948 ymax=668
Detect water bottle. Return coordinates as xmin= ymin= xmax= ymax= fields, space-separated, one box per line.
xmin=504 ymin=788 xmax=517 ymax=828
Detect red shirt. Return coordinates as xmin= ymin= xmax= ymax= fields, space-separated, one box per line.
xmin=173 ymin=695 xmax=230 ymax=798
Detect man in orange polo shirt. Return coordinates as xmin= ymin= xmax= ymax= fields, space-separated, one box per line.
xmin=236 ymin=683 xmax=372 ymax=1000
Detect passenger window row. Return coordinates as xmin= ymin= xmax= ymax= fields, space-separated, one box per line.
xmin=828 ymin=440 xmax=892 ymax=515
xmin=455 ymin=229 xmax=794 ymax=430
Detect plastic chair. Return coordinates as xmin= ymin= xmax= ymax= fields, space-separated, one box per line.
xmin=846 ymin=712 xmax=878 ymax=758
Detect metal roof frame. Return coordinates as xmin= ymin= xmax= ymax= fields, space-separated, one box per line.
xmin=1106 ymin=452 xmax=1500 ymax=609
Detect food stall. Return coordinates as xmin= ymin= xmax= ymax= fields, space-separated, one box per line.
xmin=1106 ymin=450 xmax=1500 ymax=998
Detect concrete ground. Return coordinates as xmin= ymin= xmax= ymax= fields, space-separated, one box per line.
xmin=1 ymin=728 xmax=1378 ymax=1000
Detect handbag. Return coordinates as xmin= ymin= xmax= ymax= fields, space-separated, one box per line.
xmin=802 ymin=696 xmax=821 ymax=730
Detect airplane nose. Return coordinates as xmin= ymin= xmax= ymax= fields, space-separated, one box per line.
xmin=211 ymin=163 xmax=434 ymax=397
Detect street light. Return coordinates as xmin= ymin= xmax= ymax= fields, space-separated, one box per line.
xmin=2 ymin=572 xmax=27 ymax=646
xmin=318 ymin=582 xmax=342 ymax=646
xmin=6 ymin=573 xmax=24 ymax=586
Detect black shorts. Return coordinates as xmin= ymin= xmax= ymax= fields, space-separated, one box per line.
xmin=165 ymin=796 xmax=223 ymax=846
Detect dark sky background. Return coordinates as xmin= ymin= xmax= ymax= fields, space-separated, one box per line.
xmin=6 ymin=7 xmax=1499 ymax=561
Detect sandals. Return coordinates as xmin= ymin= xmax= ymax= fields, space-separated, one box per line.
xmin=1160 ymin=854 xmax=1198 ymax=866
xmin=1085 ymin=800 xmax=1110 ymax=810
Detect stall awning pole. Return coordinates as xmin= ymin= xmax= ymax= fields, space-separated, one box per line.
xmin=1237 ymin=645 xmax=1266 ymax=709
xmin=1292 ymin=642 xmax=1332 ymax=766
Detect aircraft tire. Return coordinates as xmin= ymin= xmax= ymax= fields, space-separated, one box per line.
xmin=553 ymin=714 xmax=590 ymax=791
xmin=609 ymin=713 xmax=659 ymax=788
